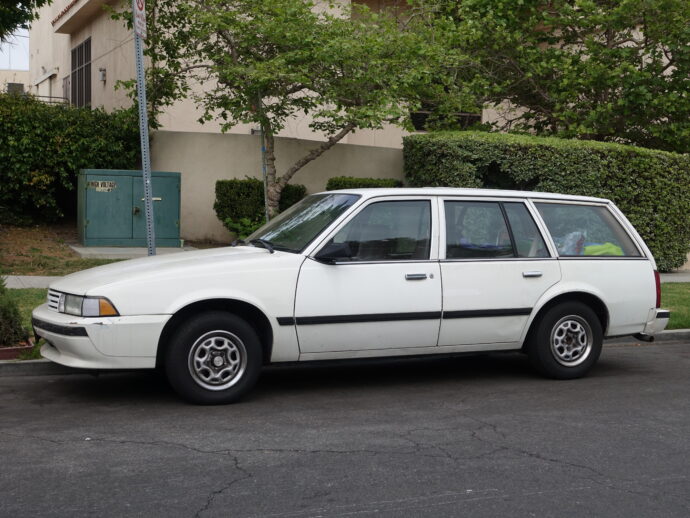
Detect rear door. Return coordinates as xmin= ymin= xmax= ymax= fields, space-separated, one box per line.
xmin=439 ymin=198 xmax=561 ymax=347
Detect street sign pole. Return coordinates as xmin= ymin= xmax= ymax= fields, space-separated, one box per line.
xmin=132 ymin=0 xmax=156 ymax=256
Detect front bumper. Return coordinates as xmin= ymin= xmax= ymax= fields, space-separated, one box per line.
xmin=32 ymin=303 xmax=170 ymax=370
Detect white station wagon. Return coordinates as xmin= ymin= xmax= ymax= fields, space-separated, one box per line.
xmin=33 ymin=188 xmax=670 ymax=404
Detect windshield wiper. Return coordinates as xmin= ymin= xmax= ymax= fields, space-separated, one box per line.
xmin=249 ymin=239 xmax=275 ymax=254
xmin=231 ymin=239 xmax=245 ymax=247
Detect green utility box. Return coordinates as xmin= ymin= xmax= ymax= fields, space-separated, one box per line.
xmin=78 ymin=169 xmax=182 ymax=247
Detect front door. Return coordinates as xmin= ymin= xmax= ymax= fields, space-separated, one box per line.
xmin=295 ymin=198 xmax=442 ymax=355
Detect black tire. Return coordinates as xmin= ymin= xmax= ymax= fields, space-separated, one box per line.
xmin=164 ymin=311 xmax=262 ymax=404
xmin=526 ymin=301 xmax=603 ymax=379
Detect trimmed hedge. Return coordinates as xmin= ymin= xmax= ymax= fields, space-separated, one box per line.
xmin=214 ymin=178 xmax=306 ymax=238
xmin=404 ymin=131 xmax=690 ymax=271
xmin=326 ymin=176 xmax=403 ymax=190
xmin=0 ymin=93 xmax=139 ymax=223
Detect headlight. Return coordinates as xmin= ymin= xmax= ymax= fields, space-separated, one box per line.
xmin=58 ymin=294 xmax=119 ymax=317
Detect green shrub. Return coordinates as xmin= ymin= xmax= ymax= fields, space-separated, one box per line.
xmin=0 ymin=279 xmax=27 ymax=347
xmin=325 ymin=176 xmax=403 ymax=190
xmin=214 ymin=178 xmax=307 ymax=238
xmin=404 ymin=131 xmax=690 ymax=271
xmin=0 ymin=93 xmax=139 ymax=223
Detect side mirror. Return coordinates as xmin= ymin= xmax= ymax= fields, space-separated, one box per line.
xmin=314 ymin=242 xmax=352 ymax=264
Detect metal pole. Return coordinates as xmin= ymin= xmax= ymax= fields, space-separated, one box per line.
xmin=133 ymin=24 xmax=156 ymax=255
xmin=259 ymin=125 xmax=270 ymax=223
xmin=257 ymin=95 xmax=270 ymax=222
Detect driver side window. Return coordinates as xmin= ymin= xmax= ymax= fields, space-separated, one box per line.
xmin=328 ymin=200 xmax=431 ymax=261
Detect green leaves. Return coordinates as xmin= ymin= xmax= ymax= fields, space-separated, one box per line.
xmin=0 ymin=0 xmax=49 ymax=42
xmin=404 ymin=131 xmax=690 ymax=271
xmin=121 ymin=0 xmax=457 ymax=213
xmin=428 ymin=0 xmax=690 ymax=152
xmin=0 ymin=278 xmax=27 ymax=347
xmin=0 ymin=94 xmax=139 ymax=223
xmin=325 ymin=176 xmax=403 ymax=190
xmin=214 ymin=178 xmax=306 ymax=235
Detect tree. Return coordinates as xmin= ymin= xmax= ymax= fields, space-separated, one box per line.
xmin=109 ymin=0 xmax=191 ymax=131
xmin=0 ymin=1 xmax=50 ymax=42
xmin=428 ymin=0 xmax=690 ymax=153
xmin=118 ymin=0 xmax=454 ymax=216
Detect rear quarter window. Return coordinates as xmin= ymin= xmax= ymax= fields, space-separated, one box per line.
xmin=535 ymin=203 xmax=641 ymax=257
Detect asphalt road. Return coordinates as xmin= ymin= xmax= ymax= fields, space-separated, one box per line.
xmin=1 ymin=342 xmax=689 ymax=518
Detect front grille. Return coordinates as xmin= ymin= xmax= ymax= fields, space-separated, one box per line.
xmin=47 ymin=289 xmax=61 ymax=311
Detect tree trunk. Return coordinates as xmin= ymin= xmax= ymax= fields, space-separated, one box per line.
xmin=262 ymin=129 xmax=281 ymax=218
xmin=264 ymin=122 xmax=356 ymax=218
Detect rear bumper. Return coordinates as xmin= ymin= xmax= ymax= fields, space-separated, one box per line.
xmin=32 ymin=303 xmax=168 ymax=369
xmin=636 ymin=309 xmax=671 ymax=341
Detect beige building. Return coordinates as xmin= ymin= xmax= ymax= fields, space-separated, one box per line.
xmin=0 ymin=69 xmax=30 ymax=92
xmin=29 ymin=0 xmax=428 ymax=241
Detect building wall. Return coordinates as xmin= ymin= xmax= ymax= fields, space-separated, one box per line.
xmin=29 ymin=3 xmax=70 ymax=99
xmin=29 ymin=0 xmax=411 ymax=148
xmin=69 ymin=8 xmax=134 ymax=111
xmin=150 ymin=131 xmax=404 ymax=242
xmin=0 ymin=70 xmax=30 ymax=91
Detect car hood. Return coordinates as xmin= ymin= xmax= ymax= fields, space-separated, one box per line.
xmin=49 ymin=246 xmax=282 ymax=295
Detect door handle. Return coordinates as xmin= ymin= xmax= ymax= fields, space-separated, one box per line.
xmin=405 ymin=273 xmax=428 ymax=281
xmin=141 ymin=197 xmax=162 ymax=202
xmin=523 ymin=271 xmax=543 ymax=278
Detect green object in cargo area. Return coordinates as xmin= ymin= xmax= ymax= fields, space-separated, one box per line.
xmin=584 ymin=242 xmax=623 ymax=256
xmin=78 ymin=169 xmax=182 ymax=247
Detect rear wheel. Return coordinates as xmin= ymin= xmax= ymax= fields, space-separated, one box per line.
xmin=527 ymin=302 xmax=603 ymax=379
xmin=165 ymin=311 xmax=262 ymax=404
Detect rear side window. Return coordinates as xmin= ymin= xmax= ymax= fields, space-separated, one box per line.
xmin=535 ymin=203 xmax=641 ymax=257
xmin=503 ymin=203 xmax=550 ymax=258
xmin=445 ymin=201 xmax=513 ymax=258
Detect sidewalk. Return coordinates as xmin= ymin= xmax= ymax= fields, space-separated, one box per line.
xmin=660 ymin=272 xmax=690 ymax=283
xmin=69 ymin=245 xmax=195 ymax=259
xmin=3 ymin=276 xmax=60 ymax=289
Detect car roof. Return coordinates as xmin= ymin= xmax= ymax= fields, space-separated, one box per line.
xmin=323 ymin=187 xmax=610 ymax=204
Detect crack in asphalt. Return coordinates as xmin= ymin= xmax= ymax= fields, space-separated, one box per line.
xmin=193 ymin=455 xmax=253 ymax=518
xmin=4 ymin=427 xmax=689 ymax=515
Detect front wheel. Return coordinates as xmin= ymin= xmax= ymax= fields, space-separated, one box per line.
xmin=165 ymin=311 xmax=263 ymax=404
xmin=526 ymin=302 xmax=603 ymax=379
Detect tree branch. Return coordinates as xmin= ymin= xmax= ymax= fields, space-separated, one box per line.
xmin=278 ymin=122 xmax=356 ymax=188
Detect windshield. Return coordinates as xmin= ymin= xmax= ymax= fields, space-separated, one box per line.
xmin=246 ymin=193 xmax=360 ymax=252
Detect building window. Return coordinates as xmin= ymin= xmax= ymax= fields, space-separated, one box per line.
xmin=71 ymin=38 xmax=91 ymax=107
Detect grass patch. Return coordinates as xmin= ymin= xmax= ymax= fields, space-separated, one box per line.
xmin=6 ymin=288 xmax=47 ymax=332
xmin=662 ymin=283 xmax=690 ymax=330
xmin=4 ymin=288 xmax=47 ymax=360
xmin=0 ymin=223 xmax=122 ymax=276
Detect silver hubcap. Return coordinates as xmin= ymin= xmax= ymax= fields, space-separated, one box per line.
xmin=188 ymin=330 xmax=247 ymax=391
xmin=550 ymin=315 xmax=593 ymax=367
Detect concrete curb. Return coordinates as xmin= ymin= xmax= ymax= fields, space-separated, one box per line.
xmin=1 ymin=329 xmax=688 ymax=377
xmin=604 ymin=329 xmax=690 ymax=345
